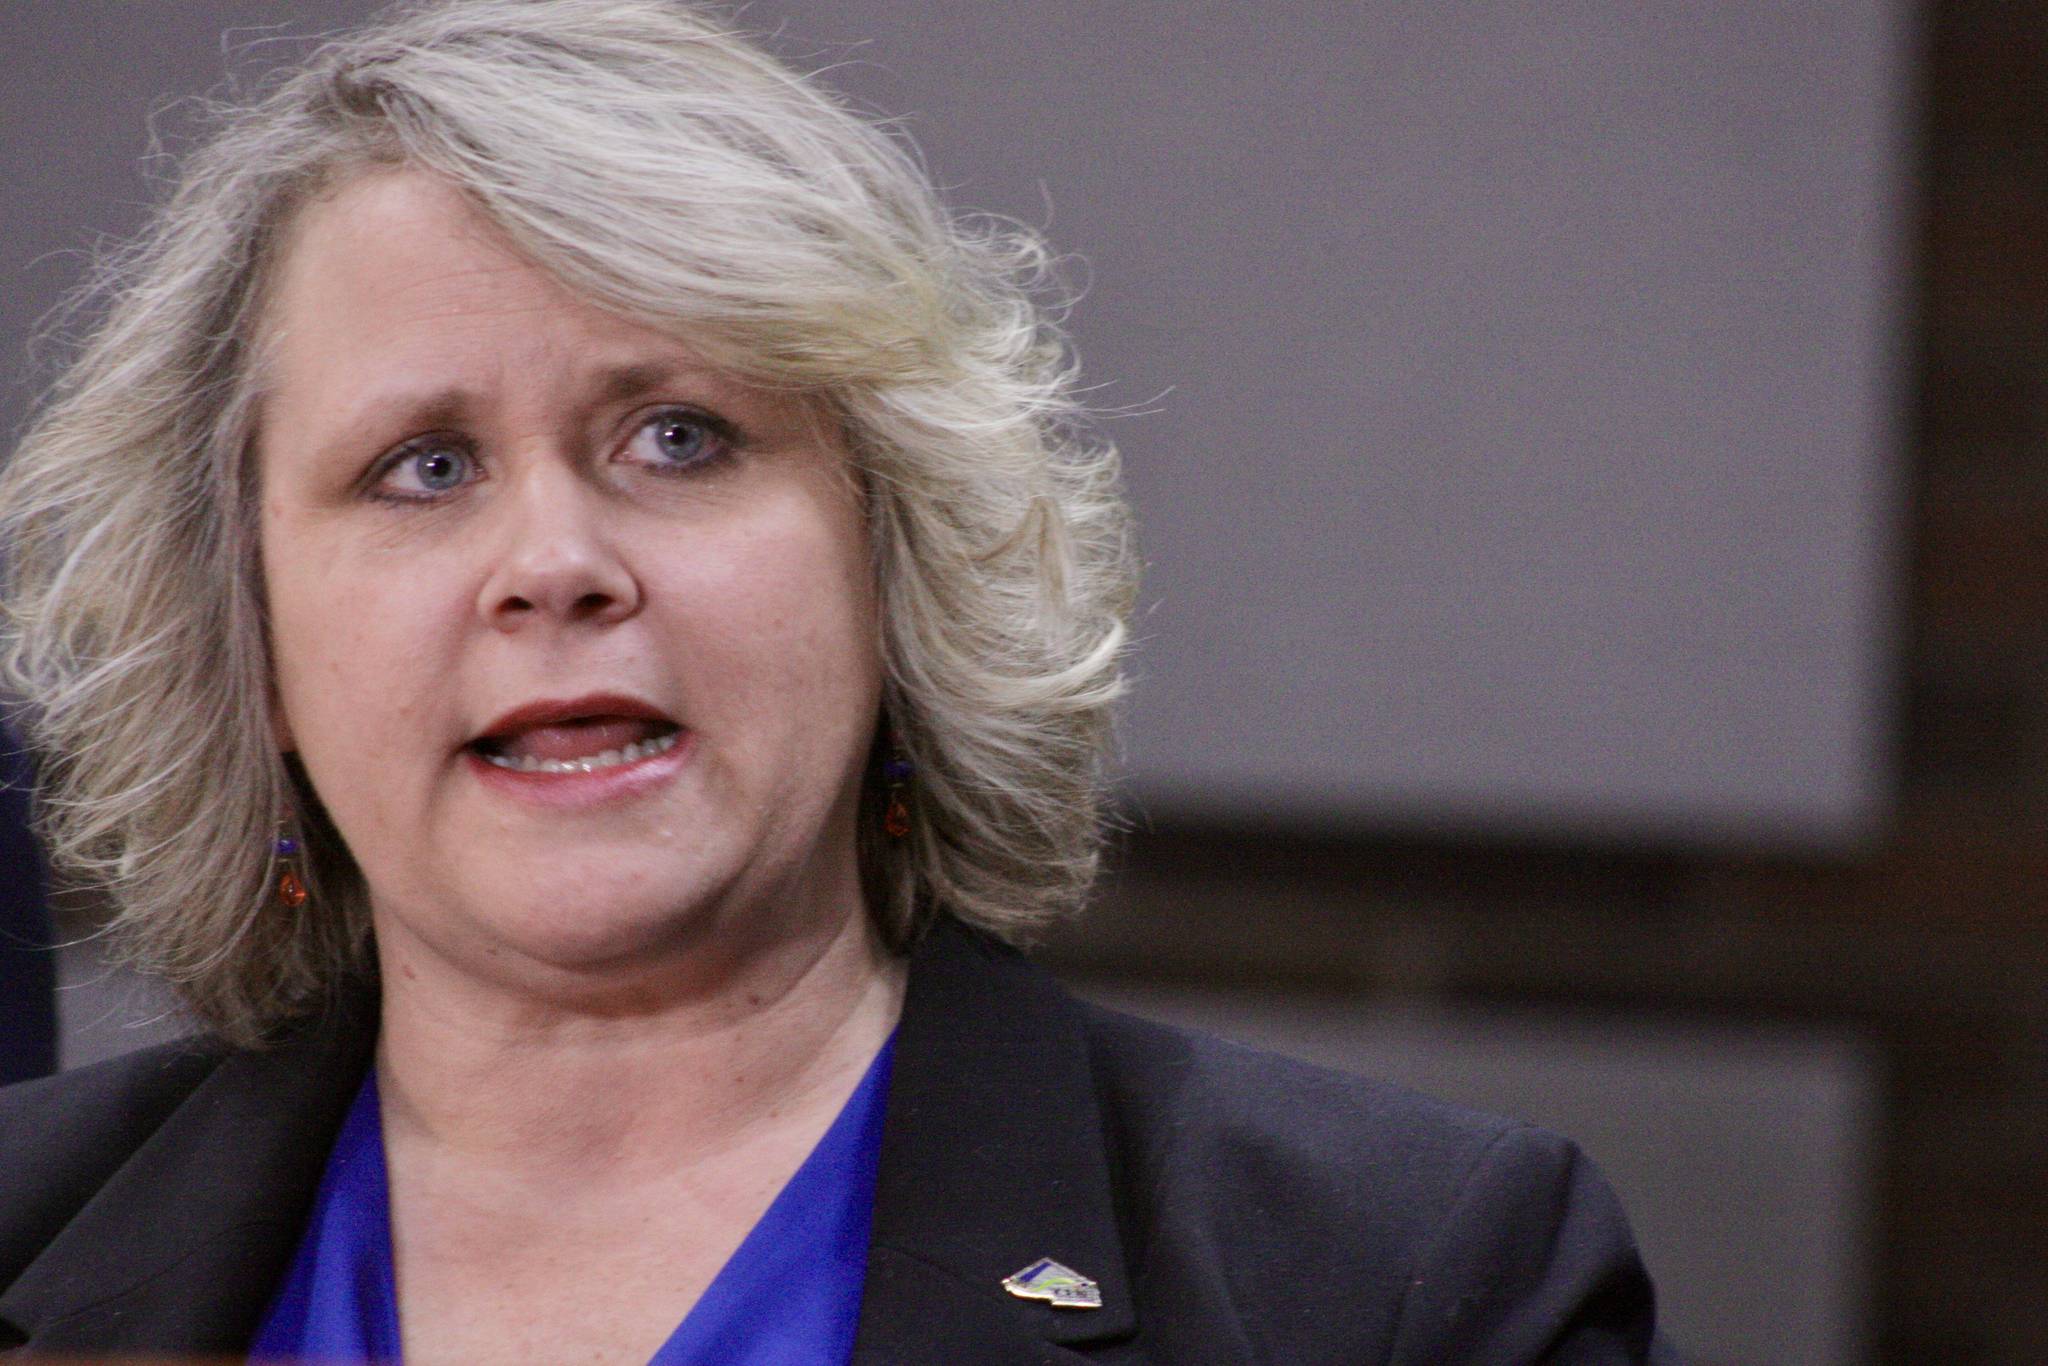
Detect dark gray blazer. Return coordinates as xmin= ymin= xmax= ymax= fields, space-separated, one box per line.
xmin=0 ymin=918 xmax=1675 ymax=1363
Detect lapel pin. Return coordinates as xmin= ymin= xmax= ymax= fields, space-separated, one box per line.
xmin=1002 ymin=1257 xmax=1103 ymax=1309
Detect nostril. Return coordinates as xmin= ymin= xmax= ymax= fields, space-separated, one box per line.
xmin=478 ymin=548 xmax=639 ymax=625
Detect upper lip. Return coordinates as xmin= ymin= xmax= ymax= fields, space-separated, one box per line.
xmin=471 ymin=692 xmax=678 ymax=746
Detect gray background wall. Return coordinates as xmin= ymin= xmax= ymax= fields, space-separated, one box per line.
xmin=745 ymin=0 xmax=1915 ymax=851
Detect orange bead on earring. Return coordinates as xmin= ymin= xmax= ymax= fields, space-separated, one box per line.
xmin=274 ymin=831 xmax=308 ymax=908
xmin=882 ymin=754 xmax=914 ymax=839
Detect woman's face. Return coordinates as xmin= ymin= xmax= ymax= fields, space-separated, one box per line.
xmin=258 ymin=171 xmax=883 ymax=995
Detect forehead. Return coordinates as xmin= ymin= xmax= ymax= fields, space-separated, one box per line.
xmin=259 ymin=170 xmax=687 ymax=406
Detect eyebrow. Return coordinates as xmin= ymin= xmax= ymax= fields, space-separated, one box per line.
xmin=311 ymin=359 xmax=735 ymax=464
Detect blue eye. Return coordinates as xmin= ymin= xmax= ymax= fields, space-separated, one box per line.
xmin=373 ymin=440 xmax=475 ymax=499
xmin=631 ymin=408 xmax=732 ymax=471
xmin=410 ymin=446 xmax=470 ymax=490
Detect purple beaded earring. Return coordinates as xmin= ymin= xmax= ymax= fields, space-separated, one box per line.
xmin=274 ymin=825 xmax=308 ymax=908
xmin=882 ymin=750 xmax=915 ymax=839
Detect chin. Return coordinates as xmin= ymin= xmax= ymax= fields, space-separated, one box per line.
xmin=451 ymin=859 xmax=737 ymax=971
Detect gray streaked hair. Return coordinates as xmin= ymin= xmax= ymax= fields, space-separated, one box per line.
xmin=0 ymin=0 xmax=1135 ymax=1046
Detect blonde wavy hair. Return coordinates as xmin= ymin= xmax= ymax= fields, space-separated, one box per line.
xmin=0 ymin=0 xmax=1134 ymax=1046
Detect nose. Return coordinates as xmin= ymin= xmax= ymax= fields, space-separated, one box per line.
xmin=476 ymin=463 xmax=642 ymax=632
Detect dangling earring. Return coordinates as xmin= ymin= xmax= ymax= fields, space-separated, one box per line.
xmin=881 ymin=749 xmax=915 ymax=839
xmin=274 ymin=824 xmax=308 ymax=908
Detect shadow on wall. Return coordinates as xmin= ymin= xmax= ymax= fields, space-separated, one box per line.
xmin=0 ymin=726 xmax=55 ymax=1084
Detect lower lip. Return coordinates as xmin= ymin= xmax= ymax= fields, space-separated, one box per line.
xmin=461 ymin=731 xmax=694 ymax=809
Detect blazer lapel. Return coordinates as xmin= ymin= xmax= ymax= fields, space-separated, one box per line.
xmin=854 ymin=920 xmax=1137 ymax=1362
xmin=0 ymin=986 xmax=375 ymax=1356
xmin=3 ymin=928 xmax=1131 ymax=1360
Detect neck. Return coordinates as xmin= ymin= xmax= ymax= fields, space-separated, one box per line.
xmin=372 ymin=903 xmax=906 ymax=1179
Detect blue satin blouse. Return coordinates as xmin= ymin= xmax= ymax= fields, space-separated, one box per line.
xmin=251 ymin=1037 xmax=895 ymax=1364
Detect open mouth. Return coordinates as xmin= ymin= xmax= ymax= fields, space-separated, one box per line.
xmin=469 ymin=716 xmax=684 ymax=775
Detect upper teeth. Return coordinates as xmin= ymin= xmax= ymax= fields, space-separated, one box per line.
xmin=483 ymin=730 xmax=679 ymax=774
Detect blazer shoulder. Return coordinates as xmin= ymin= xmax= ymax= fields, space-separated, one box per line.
xmin=1073 ymin=1000 xmax=1664 ymax=1363
xmin=0 ymin=1038 xmax=225 ymax=1282
xmin=0 ymin=1035 xmax=226 ymax=1144
xmin=1076 ymin=996 xmax=1532 ymax=1221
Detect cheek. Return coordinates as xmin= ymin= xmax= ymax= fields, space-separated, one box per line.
xmin=670 ymin=514 xmax=880 ymax=733
xmin=264 ymin=533 xmax=457 ymax=754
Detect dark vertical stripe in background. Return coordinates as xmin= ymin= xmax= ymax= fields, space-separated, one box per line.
xmin=0 ymin=723 xmax=55 ymax=1083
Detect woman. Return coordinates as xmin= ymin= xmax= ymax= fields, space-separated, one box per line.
xmin=0 ymin=2 xmax=1674 ymax=1361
